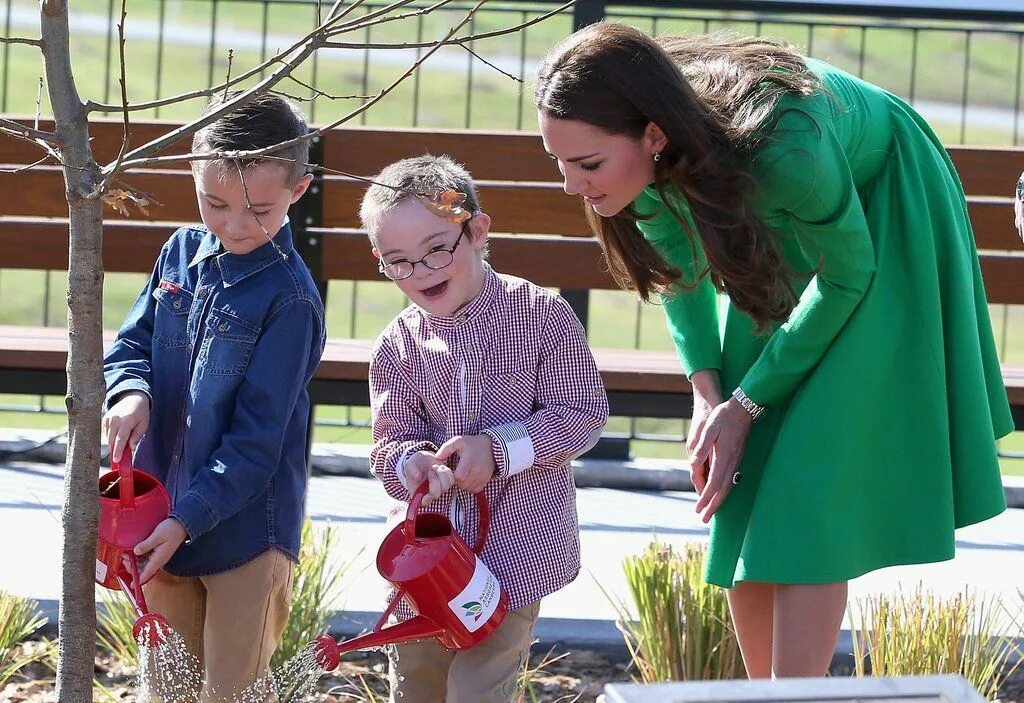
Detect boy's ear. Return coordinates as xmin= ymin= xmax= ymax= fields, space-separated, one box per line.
xmin=371 ymin=246 xmax=381 ymax=260
xmin=468 ymin=212 xmax=491 ymax=250
xmin=289 ymin=173 xmax=315 ymax=204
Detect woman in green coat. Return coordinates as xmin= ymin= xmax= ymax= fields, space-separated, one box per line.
xmin=536 ymin=22 xmax=1012 ymax=678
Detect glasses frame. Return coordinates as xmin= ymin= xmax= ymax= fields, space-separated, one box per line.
xmin=377 ymin=219 xmax=472 ymax=282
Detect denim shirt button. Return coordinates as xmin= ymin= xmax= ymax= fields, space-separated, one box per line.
xmin=185 ymin=415 xmax=191 ymax=427
xmin=172 ymin=299 xmax=182 ymax=310
xmin=218 ymin=323 xmax=228 ymax=332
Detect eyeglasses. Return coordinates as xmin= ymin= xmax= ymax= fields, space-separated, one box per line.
xmin=378 ymin=220 xmax=470 ymax=282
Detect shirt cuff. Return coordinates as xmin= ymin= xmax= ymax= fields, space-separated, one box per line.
xmin=482 ymin=423 xmax=535 ymax=478
xmin=104 ymin=381 xmax=152 ymax=413
xmin=170 ymin=491 xmax=220 ymax=541
xmin=395 ymin=448 xmax=417 ymax=491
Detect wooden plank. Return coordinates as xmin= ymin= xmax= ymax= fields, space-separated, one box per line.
xmin=321 ymin=176 xmax=592 ymax=235
xmin=0 ymin=166 xmax=199 ymax=221
xmin=2 ymin=325 xmax=1018 ymax=408
xmin=0 ymin=218 xmax=175 ymax=272
xmin=0 ymin=117 xmax=193 ymax=165
xmin=0 ymin=325 xmax=687 ymax=394
xmin=3 ymin=219 xmax=1021 ymax=303
xmin=322 ymin=126 xmax=557 ymax=182
xmin=969 ymin=197 xmax=1023 ymax=250
xmin=4 ymin=117 xmax=1022 ymax=195
xmin=3 ymin=166 xmax=1019 ymax=248
xmin=978 ymin=252 xmax=1024 ymax=305
xmin=947 ymin=145 xmax=1024 ymax=198
xmin=318 ymin=229 xmax=616 ymax=289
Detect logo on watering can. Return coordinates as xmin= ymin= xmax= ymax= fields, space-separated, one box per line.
xmin=449 ymin=560 xmax=501 ymax=633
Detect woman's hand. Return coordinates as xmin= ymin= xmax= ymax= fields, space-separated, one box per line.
xmin=687 ymin=370 xmax=723 ymax=495
xmin=689 ymin=397 xmax=753 ymax=523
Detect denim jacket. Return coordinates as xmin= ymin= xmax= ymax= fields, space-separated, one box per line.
xmin=104 ymin=222 xmax=326 ymax=576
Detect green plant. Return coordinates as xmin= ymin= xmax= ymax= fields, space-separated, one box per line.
xmin=272 ymin=519 xmax=363 ymax=669
xmin=849 ymin=585 xmax=1023 ymax=700
xmin=97 ymin=587 xmax=142 ymax=668
xmin=516 ymin=644 xmax=581 ymax=703
xmin=603 ymin=541 xmax=744 ymax=683
xmin=0 ymin=590 xmax=48 ymax=686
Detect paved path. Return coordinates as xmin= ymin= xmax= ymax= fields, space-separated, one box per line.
xmin=3 ymin=460 xmax=1023 ymax=656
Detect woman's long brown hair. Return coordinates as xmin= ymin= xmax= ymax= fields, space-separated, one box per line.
xmin=535 ymin=23 xmax=819 ymax=332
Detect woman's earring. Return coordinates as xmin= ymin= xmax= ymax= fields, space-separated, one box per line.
xmin=653 ymin=152 xmax=662 ymax=163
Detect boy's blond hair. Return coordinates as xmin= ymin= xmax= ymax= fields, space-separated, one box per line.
xmin=359 ymin=155 xmax=482 ymax=241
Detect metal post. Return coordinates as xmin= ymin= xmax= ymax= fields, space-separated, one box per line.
xmin=572 ymin=0 xmax=609 ymax=30
xmin=290 ymin=132 xmax=327 ymax=471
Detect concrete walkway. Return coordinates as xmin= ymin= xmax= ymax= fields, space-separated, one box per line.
xmin=3 ymin=458 xmax=1023 ymax=658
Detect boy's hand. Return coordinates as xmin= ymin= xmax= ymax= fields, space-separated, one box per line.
xmin=133 ymin=517 xmax=188 ymax=583
xmin=435 ymin=435 xmax=496 ymax=494
xmin=103 ymin=391 xmax=150 ymax=463
xmin=403 ymin=450 xmax=454 ymax=505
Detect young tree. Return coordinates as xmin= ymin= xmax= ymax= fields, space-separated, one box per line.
xmin=0 ymin=1 xmax=572 ymax=698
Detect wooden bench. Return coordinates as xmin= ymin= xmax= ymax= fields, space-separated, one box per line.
xmin=1 ymin=116 xmax=1022 ymax=428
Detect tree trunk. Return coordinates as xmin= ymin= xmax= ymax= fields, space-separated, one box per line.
xmin=40 ymin=2 xmax=105 ymax=701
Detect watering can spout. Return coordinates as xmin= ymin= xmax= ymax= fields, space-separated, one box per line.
xmin=313 ymin=615 xmax=444 ymax=671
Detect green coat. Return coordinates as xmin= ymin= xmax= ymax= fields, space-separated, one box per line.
xmin=635 ymin=59 xmax=1012 ymax=588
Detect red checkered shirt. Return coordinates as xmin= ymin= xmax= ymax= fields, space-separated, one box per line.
xmin=369 ymin=266 xmax=609 ymax=612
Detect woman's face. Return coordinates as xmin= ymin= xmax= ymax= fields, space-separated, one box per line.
xmin=539 ymin=113 xmax=666 ymax=218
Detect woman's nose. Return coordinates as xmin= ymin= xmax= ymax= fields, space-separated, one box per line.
xmin=563 ymin=170 xmax=585 ymax=196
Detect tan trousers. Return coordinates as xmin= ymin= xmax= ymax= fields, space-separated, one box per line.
xmin=143 ymin=549 xmax=294 ymax=703
xmin=387 ymin=602 xmax=541 ymax=703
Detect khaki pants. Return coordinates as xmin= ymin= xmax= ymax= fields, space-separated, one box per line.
xmin=143 ymin=549 xmax=294 ymax=703
xmin=387 ymin=602 xmax=541 ymax=703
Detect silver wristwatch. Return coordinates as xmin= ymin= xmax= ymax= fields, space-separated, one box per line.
xmin=731 ymin=387 xmax=765 ymax=421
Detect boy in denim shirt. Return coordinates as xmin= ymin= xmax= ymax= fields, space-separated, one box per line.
xmin=362 ymin=156 xmax=608 ymax=703
xmin=103 ymin=92 xmax=326 ymax=700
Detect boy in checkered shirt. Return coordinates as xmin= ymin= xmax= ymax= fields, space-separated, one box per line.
xmin=360 ymin=155 xmax=609 ymax=703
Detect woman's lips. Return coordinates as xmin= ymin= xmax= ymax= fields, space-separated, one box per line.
xmin=584 ymin=194 xmax=607 ymax=205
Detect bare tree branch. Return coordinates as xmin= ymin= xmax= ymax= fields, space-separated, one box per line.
xmin=0 ymin=36 xmax=42 ymax=47
xmin=283 ymin=71 xmax=372 ymax=101
xmin=223 ymin=49 xmax=235 ymax=102
xmin=327 ymin=0 xmax=457 ymax=36
xmin=0 ymin=117 xmax=59 ymax=144
xmin=34 ymin=78 xmax=44 ymax=130
xmin=105 ymin=0 xmax=132 ymax=189
xmin=0 ymin=154 xmax=54 ymax=173
xmin=462 ymin=44 xmax=523 ymax=83
xmin=83 ymin=0 xmax=373 ymax=115
xmin=107 ymin=1 xmax=486 ymax=175
xmin=233 ymin=159 xmax=288 ymax=260
xmin=325 ymin=0 xmax=577 ymax=47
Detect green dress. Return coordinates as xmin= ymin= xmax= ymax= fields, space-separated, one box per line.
xmin=635 ymin=59 xmax=1013 ymax=588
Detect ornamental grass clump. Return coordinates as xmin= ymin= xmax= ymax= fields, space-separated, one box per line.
xmin=605 ymin=541 xmax=744 ymax=682
xmin=849 ymin=585 xmax=1023 ymax=700
xmin=0 ymin=590 xmax=48 ymax=686
xmin=273 ymin=519 xmax=361 ymax=669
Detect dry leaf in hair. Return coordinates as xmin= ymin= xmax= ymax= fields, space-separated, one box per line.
xmin=418 ymin=189 xmax=472 ymax=223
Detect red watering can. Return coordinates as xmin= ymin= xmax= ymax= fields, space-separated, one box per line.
xmin=96 ymin=453 xmax=173 ymax=646
xmin=314 ymin=483 xmax=510 ymax=670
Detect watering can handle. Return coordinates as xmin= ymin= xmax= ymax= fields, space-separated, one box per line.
xmin=405 ymin=483 xmax=490 ymax=555
xmin=111 ymin=453 xmax=135 ymax=509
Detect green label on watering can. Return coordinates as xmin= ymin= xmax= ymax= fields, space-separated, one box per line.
xmin=448 ymin=559 xmax=501 ymax=633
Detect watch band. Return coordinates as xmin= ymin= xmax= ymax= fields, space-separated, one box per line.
xmin=731 ymin=387 xmax=765 ymax=421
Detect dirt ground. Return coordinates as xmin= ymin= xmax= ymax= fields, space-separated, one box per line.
xmin=3 ymin=641 xmax=1021 ymax=702
xmin=0 ymin=642 xmax=631 ymax=702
